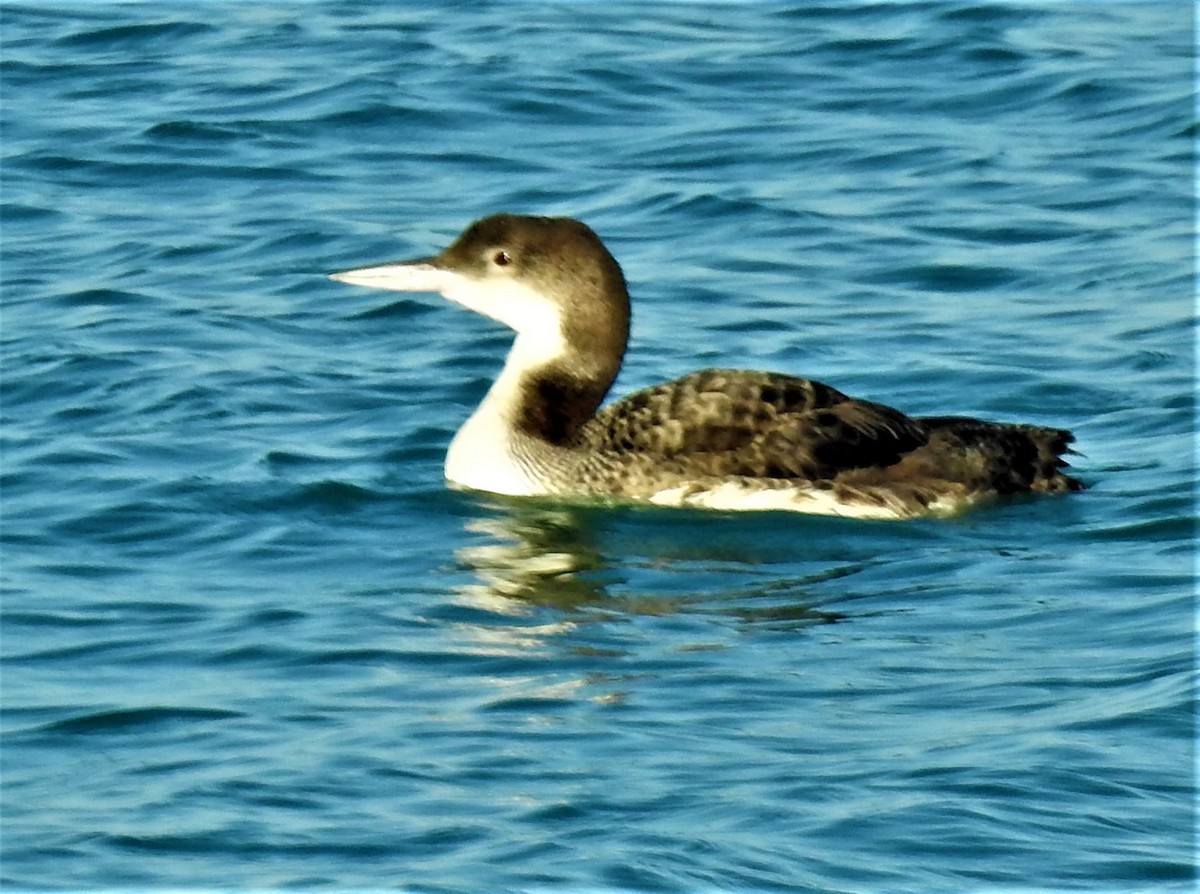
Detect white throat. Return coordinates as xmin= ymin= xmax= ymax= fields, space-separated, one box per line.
xmin=444 ymin=321 xmax=570 ymax=496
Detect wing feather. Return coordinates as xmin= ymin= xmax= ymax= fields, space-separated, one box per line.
xmin=583 ymin=368 xmax=928 ymax=480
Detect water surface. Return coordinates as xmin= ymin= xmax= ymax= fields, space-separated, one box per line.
xmin=1 ymin=2 xmax=1194 ymax=891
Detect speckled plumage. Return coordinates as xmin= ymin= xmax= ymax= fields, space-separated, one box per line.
xmin=540 ymin=368 xmax=1082 ymax=516
xmin=331 ymin=214 xmax=1084 ymax=518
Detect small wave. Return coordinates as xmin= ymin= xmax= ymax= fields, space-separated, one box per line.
xmin=864 ymin=263 xmax=1020 ymax=293
xmin=248 ymin=480 xmax=389 ymax=514
xmin=143 ymin=120 xmax=244 ymax=144
xmin=56 ymin=21 xmax=215 ymax=50
xmin=56 ymin=287 xmax=152 ymax=307
xmin=30 ymin=706 xmax=243 ymax=737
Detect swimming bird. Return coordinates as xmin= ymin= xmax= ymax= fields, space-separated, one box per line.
xmin=330 ymin=214 xmax=1084 ymax=519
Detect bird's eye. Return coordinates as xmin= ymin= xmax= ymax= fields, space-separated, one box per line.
xmin=493 ymin=250 xmax=512 ymax=267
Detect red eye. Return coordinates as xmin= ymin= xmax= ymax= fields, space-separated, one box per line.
xmin=493 ymin=250 xmax=512 ymax=267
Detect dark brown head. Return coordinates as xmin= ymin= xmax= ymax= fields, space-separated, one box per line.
xmin=330 ymin=214 xmax=632 ymax=443
xmin=435 ymin=214 xmax=630 ymax=380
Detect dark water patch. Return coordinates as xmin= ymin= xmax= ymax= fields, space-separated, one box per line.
xmin=383 ymin=423 xmax=456 ymax=453
xmin=936 ymin=3 xmax=1042 ymax=26
xmin=22 ymin=561 xmax=138 ymax=581
xmin=212 ymin=778 xmax=326 ymax=812
xmin=0 ymin=201 xmax=64 ymax=222
xmin=2 ymin=442 xmax=126 ymax=471
xmin=648 ymin=191 xmax=772 ymax=220
xmin=6 ymin=637 xmax=150 ymax=664
xmin=348 ymin=297 xmax=436 ymax=320
xmin=9 ymin=152 xmax=325 ymax=188
xmin=1049 ymin=76 xmax=1135 ymax=113
xmin=55 ymin=20 xmax=216 ymax=51
xmin=55 ymin=287 xmax=152 ymax=307
xmin=103 ymin=830 xmax=400 ymax=858
xmin=1 ymin=610 xmax=111 ymax=629
xmin=809 ymin=36 xmax=922 ymax=62
xmin=253 ymin=480 xmax=386 ymax=512
xmin=206 ymin=643 xmax=303 ymax=667
xmin=288 ymin=647 xmax=408 ymax=668
xmin=316 ymin=102 xmax=456 ymax=132
xmin=482 ymin=695 xmax=578 ymax=714
xmin=137 ymin=383 xmax=236 ymax=420
xmin=707 ymin=315 xmax=791 ymax=335
xmin=233 ymin=610 xmax=309 ymax=632
xmin=915 ymin=222 xmax=1082 ymax=247
xmin=47 ymin=500 xmax=208 ymax=550
xmin=263 ymin=449 xmax=344 ymax=470
xmin=1044 ymin=192 xmax=1138 ymax=214
xmin=960 ymin=45 xmax=1027 ymax=66
xmin=151 ymin=239 xmax=245 ymax=263
xmin=1079 ymin=514 xmax=1195 ymax=545
xmin=30 ymin=706 xmax=243 ymax=737
xmin=723 ymin=599 xmax=842 ymax=630
xmin=257 ymin=229 xmax=334 ymax=255
xmin=143 ymin=120 xmax=245 ymax=144
xmin=1172 ymin=120 xmax=1199 ymax=140
xmin=863 ymin=263 xmax=1021 ymax=292
xmin=1091 ymin=859 xmax=1196 ymax=885
xmin=408 ymin=148 xmax=553 ymax=177
xmin=84 ymin=597 xmax=212 ymax=621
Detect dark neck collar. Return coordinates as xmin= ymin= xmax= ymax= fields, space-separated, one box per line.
xmin=512 ymin=363 xmax=613 ymax=446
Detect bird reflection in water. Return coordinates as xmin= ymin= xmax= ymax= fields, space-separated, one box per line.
xmin=452 ymin=498 xmax=846 ymax=631
xmin=455 ymin=503 xmax=612 ymax=613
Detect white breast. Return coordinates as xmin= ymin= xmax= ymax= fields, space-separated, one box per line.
xmin=443 ymin=328 xmax=569 ymax=497
xmin=444 ymin=406 xmax=543 ymax=496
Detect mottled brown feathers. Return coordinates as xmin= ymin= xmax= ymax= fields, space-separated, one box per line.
xmin=572 ymin=368 xmax=1084 ymax=501
xmin=912 ymin=417 xmax=1085 ymax=495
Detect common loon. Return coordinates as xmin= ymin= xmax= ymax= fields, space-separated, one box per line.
xmin=330 ymin=214 xmax=1084 ymax=519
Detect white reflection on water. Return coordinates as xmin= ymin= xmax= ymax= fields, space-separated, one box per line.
xmin=452 ymin=499 xmax=849 ymax=632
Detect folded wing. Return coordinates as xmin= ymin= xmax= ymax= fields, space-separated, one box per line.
xmin=586 ymin=368 xmax=929 ymax=481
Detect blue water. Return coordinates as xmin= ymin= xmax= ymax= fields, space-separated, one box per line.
xmin=1 ymin=2 xmax=1194 ymax=891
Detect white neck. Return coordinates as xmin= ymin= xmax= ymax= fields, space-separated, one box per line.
xmin=444 ymin=329 xmax=569 ymax=496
